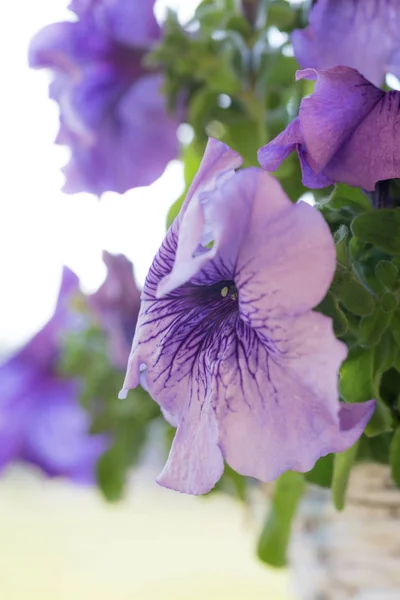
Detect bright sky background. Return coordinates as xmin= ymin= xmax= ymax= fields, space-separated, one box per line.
xmin=0 ymin=0 xmax=201 ymax=355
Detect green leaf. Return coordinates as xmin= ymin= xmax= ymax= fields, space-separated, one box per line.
xmin=390 ymin=427 xmax=400 ymax=487
xmin=222 ymin=119 xmax=260 ymax=165
xmin=304 ymin=454 xmax=333 ymax=488
xmin=267 ymin=1 xmax=297 ymax=31
xmin=317 ymin=292 xmax=348 ymax=337
xmin=96 ymin=445 xmax=126 ymax=502
xmin=257 ymin=472 xmax=305 ymax=568
xmin=364 ymin=398 xmax=393 ymax=437
xmin=381 ymin=292 xmax=398 ymax=313
xmin=359 ymin=307 xmax=392 ymax=348
xmin=327 ymin=184 xmax=372 ymax=217
xmin=166 ymin=142 xmax=203 ymax=228
xmin=348 ymin=236 xmax=367 ymax=262
xmin=375 ymin=261 xmax=398 ymax=290
xmin=332 ymin=441 xmax=359 ymax=510
xmin=335 ymin=278 xmax=375 ymax=316
xmin=351 ymin=209 xmax=400 ymax=254
xmin=390 ymin=309 xmax=400 ymax=347
xmin=357 ymin=434 xmax=391 ymax=464
xmin=340 ymin=348 xmax=374 ymax=404
xmin=340 ymin=343 xmax=392 ymax=436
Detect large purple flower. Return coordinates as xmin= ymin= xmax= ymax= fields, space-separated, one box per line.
xmin=0 ymin=269 xmax=108 ymax=482
xmin=29 ymin=0 xmax=179 ymax=196
xmin=292 ymin=0 xmax=400 ymax=87
xmin=120 ymin=138 xmax=375 ymax=495
xmin=89 ymin=251 xmax=141 ymax=369
xmin=258 ymin=67 xmax=400 ymax=191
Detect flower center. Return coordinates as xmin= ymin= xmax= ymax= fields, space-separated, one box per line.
xmin=220 ymin=282 xmax=238 ymax=301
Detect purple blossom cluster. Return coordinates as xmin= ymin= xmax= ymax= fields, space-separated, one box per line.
xmin=29 ymin=0 xmax=180 ymax=196
xmin=259 ymin=0 xmax=400 ymax=191
xmin=24 ymin=0 xmax=400 ymax=495
xmin=0 ymin=253 xmax=140 ymax=482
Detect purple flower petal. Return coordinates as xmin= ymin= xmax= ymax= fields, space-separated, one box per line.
xmin=29 ymin=1 xmax=179 ymax=196
xmin=21 ymin=378 xmax=106 ymax=483
xmin=157 ymin=390 xmax=224 ymax=495
xmin=89 ymin=251 xmax=141 ymax=369
xmin=158 ymin=138 xmax=243 ymax=297
xmin=0 ymin=267 xmax=108 ymax=481
xmin=233 ymin=171 xmax=336 ymax=318
xmin=258 ymin=67 xmax=400 ymax=190
xmin=121 ymin=139 xmax=375 ymax=495
xmin=93 ymin=0 xmax=161 ymax=47
xmin=215 ymin=319 xmax=375 ymax=481
xmin=292 ymin=0 xmax=400 ymax=87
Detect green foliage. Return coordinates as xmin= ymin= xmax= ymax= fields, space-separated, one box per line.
xmin=375 ymin=261 xmax=398 ymax=290
xmin=58 ymin=319 xmax=160 ymax=501
xmin=166 ymin=141 xmax=204 ymax=228
xmin=304 ymin=454 xmax=334 ymax=488
xmin=257 ymin=472 xmax=305 ymax=568
xmin=316 ymin=292 xmax=348 ymax=337
xmin=340 ymin=348 xmax=374 ymax=405
xmin=351 ymin=209 xmax=400 ymax=255
xmin=332 ymin=441 xmax=359 ymax=510
xmin=390 ymin=427 xmax=400 ymax=487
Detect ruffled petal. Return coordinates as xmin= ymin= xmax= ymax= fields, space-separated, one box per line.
xmin=216 ymin=321 xmax=375 ymax=482
xmin=296 ymin=68 xmax=384 ymax=173
xmin=62 ymin=74 xmax=179 ymax=195
xmin=258 ymin=118 xmax=302 ymax=172
xmin=88 ymin=252 xmax=140 ymax=369
xmin=157 ymin=138 xmax=243 ymax=296
xmin=260 ymin=311 xmax=347 ymax=414
xmin=291 ymin=0 xmax=400 ymax=87
xmin=234 ymin=169 xmax=335 ymax=318
xmin=259 ymin=67 xmax=400 ymax=190
xmin=157 ymin=385 xmax=224 ymax=495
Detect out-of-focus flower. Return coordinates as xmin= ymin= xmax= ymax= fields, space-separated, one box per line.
xmin=258 ymin=67 xmax=400 ymax=191
xmin=292 ymin=0 xmax=400 ymax=87
xmin=89 ymin=251 xmax=141 ymax=369
xmin=29 ymin=0 xmax=180 ymax=196
xmin=120 ymin=138 xmax=375 ymax=495
xmin=0 ymin=269 xmax=108 ymax=482
xmin=0 ymin=251 xmax=141 ymax=482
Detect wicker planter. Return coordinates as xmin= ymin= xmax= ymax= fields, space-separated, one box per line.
xmin=289 ymin=464 xmax=400 ymax=600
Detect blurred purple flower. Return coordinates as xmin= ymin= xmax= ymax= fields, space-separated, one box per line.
xmin=89 ymin=251 xmax=141 ymax=369
xmin=258 ymin=67 xmax=400 ymax=191
xmin=0 ymin=252 xmax=140 ymax=482
xmin=120 ymin=138 xmax=375 ymax=495
xmin=29 ymin=0 xmax=179 ymax=196
xmin=0 ymin=269 xmax=107 ymax=482
xmin=292 ymin=0 xmax=400 ymax=87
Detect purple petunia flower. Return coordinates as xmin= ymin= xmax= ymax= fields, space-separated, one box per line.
xmin=0 ymin=252 xmax=140 ymax=482
xmin=120 ymin=138 xmax=375 ymax=495
xmin=258 ymin=67 xmax=400 ymax=191
xmin=89 ymin=251 xmax=141 ymax=370
xmin=29 ymin=0 xmax=179 ymax=196
xmin=0 ymin=269 xmax=108 ymax=482
xmin=291 ymin=0 xmax=400 ymax=87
